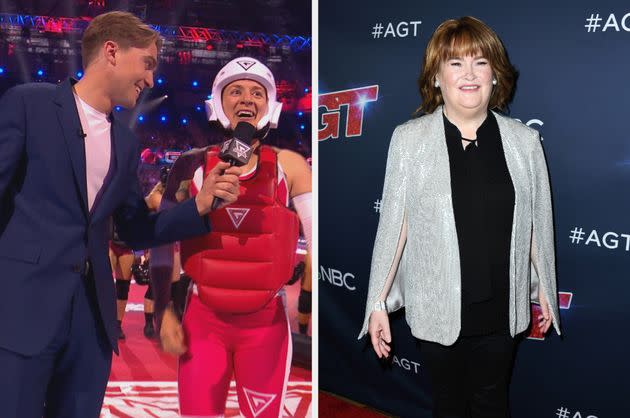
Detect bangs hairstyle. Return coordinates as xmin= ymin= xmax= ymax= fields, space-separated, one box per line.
xmin=81 ymin=11 xmax=163 ymax=69
xmin=417 ymin=16 xmax=516 ymax=114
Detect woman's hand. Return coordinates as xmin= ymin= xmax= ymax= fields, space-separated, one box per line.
xmin=194 ymin=162 xmax=242 ymax=215
xmin=159 ymin=306 xmax=187 ymax=356
xmin=368 ymin=310 xmax=392 ymax=359
xmin=537 ymin=288 xmax=553 ymax=334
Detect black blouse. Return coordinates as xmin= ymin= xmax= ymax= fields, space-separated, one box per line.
xmin=443 ymin=112 xmax=515 ymax=336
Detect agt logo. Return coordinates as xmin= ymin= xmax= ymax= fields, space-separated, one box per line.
xmin=556 ymin=406 xmax=599 ymax=418
xmin=514 ymin=117 xmax=545 ymax=140
xmin=392 ymin=355 xmax=421 ymax=374
xmin=527 ymin=292 xmax=573 ymax=340
xmin=319 ymin=265 xmax=356 ymax=291
xmin=370 ymin=21 xmax=422 ymax=39
xmin=318 ymin=85 xmax=379 ymax=141
xmin=569 ymin=227 xmax=630 ymax=251
xmin=584 ymin=12 xmax=630 ymax=32
xmin=514 ymin=118 xmax=544 ymax=129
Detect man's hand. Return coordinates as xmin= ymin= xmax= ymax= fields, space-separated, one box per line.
xmin=159 ymin=306 xmax=187 ymax=356
xmin=195 ymin=161 xmax=242 ymax=215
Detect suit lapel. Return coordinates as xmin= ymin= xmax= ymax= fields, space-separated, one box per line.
xmin=54 ymin=78 xmax=89 ymax=220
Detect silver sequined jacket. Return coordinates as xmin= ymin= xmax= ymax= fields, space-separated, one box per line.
xmin=358 ymin=107 xmax=561 ymax=345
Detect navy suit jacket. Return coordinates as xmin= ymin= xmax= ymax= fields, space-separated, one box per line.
xmin=0 ymin=78 xmax=210 ymax=356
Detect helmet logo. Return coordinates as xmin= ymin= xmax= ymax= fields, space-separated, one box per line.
xmin=236 ymin=60 xmax=257 ymax=71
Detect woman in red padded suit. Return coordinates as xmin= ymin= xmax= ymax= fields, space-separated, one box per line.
xmin=155 ymin=57 xmax=311 ymax=418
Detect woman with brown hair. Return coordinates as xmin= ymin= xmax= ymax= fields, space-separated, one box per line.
xmin=359 ymin=16 xmax=561 ymax=417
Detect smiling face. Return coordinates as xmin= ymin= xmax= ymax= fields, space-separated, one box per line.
xmin=436 ymin=53 xmax=494 ymax=117
xmin=221 ymin=79 xmax=269 ymax=130
xmin=108 ymin=41 xmax=158 ymax=108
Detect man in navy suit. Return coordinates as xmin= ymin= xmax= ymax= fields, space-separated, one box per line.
xmin=0 ymin=11 xmax=241 ymax=417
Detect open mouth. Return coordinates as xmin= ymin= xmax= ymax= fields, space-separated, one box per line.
xmin=236 ymin=109 xmax=255 ymax=119
xmin=460 ymin=85 xmax=480 ymax=91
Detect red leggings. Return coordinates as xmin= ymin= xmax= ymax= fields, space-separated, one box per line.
xmin=178 ymin=294 xmax=291 ymax=418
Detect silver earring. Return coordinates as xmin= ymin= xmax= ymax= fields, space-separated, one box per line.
xmin=434 ymin=80 xmax=440 ymax=88
xmin=492 ymin=78 xmax=497 ymax=85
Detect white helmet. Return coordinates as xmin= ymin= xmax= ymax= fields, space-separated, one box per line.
xmin=205 ymin=57 xmax=283 ymax=130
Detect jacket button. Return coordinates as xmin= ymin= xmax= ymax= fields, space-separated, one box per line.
xmin=72 ymin=264 xmax=81 ymax=273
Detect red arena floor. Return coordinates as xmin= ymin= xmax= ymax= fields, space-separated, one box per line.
xmin=102 ymin=279 xmax=312 ymax=417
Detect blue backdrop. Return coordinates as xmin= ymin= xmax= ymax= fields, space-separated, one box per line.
xmin=318 ymin=1 xmax=629 ymax=417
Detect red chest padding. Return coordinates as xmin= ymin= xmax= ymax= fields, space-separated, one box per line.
xmin=181 ymin=146 xmax=300 ymax=313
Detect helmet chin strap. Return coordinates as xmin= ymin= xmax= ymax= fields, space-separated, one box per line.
xmin=252 ymin=123 xmax=271 ymax=140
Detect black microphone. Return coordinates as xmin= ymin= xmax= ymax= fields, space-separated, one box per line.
xmin=77 ymin=128 xmax=87 ymax=139
xmin=211 ymin=122 xmax=256 ymax=210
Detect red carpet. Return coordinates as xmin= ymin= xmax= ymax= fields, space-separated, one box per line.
xmin=318 ymin=392 xmax=392 ymax=418
xmin=103 ymin=279 xmax=311 ymax=417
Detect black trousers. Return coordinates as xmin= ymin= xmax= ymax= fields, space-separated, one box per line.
xmin=419 ymin=333 xmax=516 ymax=418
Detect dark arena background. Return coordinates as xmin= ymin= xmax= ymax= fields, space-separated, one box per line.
xmin=319 ymin=1 xmax=629 ymax=418
xmin=0 ymin=1 xmax=312 ymax=417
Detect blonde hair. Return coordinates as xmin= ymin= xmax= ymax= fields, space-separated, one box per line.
xmin=81 ymin=11 xmax=162 ymax=68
